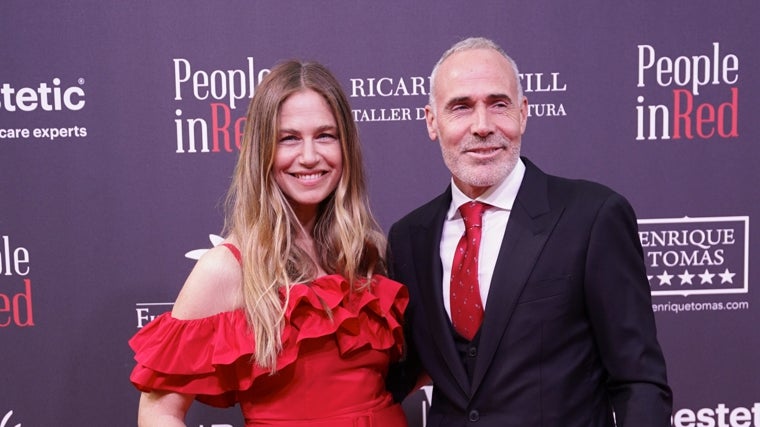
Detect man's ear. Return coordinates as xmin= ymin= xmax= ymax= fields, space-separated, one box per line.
xmin=425 ymin=105 xmax=438 ymax=141
xmin=519 ymin=96 xmax=529 ymax=134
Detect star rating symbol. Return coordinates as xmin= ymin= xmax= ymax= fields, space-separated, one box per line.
xmin=718 ymin=268 xmax=736 ymax=284
xmin=657 ymin=270 xmax=674 ymax=286
xmin=698 ymin=269 xmax=716 ymax=285
xmin=648 ymin=267 xmax=741 ymax=291
xmin=678 ymin=269 xmax=695 ymax=285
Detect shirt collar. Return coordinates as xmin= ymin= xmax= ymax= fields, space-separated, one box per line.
xmin=447 ymin=157 xmax=526 ymax=220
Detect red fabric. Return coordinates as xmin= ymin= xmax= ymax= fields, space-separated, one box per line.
xmin=129 ymin=274 xmax=408 ymax=426
xmin=450 ymin=201 xmax=487 ymax=340
xmin=221 ymin=242 xmax=242 ymax=262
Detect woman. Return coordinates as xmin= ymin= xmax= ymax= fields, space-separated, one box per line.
xmin=129 ymin=60 xmax=408 ymax=426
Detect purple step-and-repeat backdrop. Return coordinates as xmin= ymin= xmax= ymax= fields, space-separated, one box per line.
xmin=1 ymin=1 xmax=757 ymax=426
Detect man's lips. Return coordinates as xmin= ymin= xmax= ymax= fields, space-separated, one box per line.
xmin=465 ymin=146 xmax=503 ymax=156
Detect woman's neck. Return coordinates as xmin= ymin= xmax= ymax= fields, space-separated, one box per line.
xmin=295 ymin=231 xmax=327 ymax=277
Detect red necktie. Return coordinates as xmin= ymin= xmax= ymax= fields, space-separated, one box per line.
xmin=450 ymin=201 xmax=487 ymax=340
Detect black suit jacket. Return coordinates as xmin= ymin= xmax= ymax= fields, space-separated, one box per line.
xmin=387 ymin=158 xmax=672 ymax=427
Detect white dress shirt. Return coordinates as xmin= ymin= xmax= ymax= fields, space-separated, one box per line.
xmin=441 ymin=158 xmax=526 ymax=319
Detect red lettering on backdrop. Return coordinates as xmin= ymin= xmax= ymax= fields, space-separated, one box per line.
xmin=0 ymin=278 xmax=34 ymax=327
xmin=672 ymin=88 xmax=738 ymax=139
xmin=718 ymin=87 xmax=739 ymax=138
xmin=210 ymin=103 xmax=246 ymax=152
xmin=672 ymin=89 xmax=693 ymax=140
xmin=211 ymin=102 xmax=232 ymax=152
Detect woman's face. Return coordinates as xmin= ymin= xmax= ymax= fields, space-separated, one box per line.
xmin=273 ymin=89 xmax=343 ymax=224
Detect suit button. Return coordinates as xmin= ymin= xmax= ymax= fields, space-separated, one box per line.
xmin=468 ymin=409 xmax=480 ymax=422
xmin=468 ymin=346 xmax=477 ymax=357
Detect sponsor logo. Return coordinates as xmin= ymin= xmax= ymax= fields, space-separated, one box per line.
xmin=0 ymin=77 xmax=88 ymax=142
xmin=636 ymin=42 xmax=739 ymax=141
xmin=638 ymin=216 xmax=748 ymax=297
xmin=0 ymin=78 xmax=85 ymax=112
xmin=0 ymin=235 xmax=34 ymax=328
xmin=520 ymin=71 xmax=568 ymax=118
xmin=348 ymin=70 xmax=567 ymax=123
xmin=672 ymin=402 xmax=760 ymax=427
xmin=172 ymin=57 xmax=269 ymax=154
xmin=349 ymin=75 xmax=429 ymax=123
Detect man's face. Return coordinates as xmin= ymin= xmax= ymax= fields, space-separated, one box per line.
xmin=426 ymin=48 xmax=528 ymax=199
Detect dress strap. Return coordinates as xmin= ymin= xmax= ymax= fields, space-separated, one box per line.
xmin=221 ymin=243 xmax=242 ymax=263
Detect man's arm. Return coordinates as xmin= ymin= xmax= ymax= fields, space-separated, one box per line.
xmin=583 ymin=192 xmax=673 ymax=426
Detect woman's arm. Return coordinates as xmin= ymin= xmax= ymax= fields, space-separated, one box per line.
xmin=136 ymin=244 xmax=243 ymax=426
xmin=137 ymin=391 xmax=194 ymax=427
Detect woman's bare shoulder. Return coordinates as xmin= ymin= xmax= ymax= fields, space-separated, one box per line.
xmin=171 ymin=242 xmax=243 ymax=320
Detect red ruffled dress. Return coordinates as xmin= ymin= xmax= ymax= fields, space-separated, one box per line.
xmin=129 ymin=250 xmax=409 ymax=426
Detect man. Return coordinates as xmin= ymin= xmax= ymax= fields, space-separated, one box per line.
xmin=387 ymin=37 xmax=672 ymax=426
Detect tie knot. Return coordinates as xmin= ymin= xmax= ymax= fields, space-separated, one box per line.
xmin=458 ymin=201 xmax=487 ymax=228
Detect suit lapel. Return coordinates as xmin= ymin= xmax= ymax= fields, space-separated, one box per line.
xmin=410 ymin=190 xmax=471 ymax=396
xmin=470 ymin=159 xmax=563 ymax=392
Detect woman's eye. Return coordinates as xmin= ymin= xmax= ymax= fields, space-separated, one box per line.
xmin=278 ymin=135 xmax=299 ymax=144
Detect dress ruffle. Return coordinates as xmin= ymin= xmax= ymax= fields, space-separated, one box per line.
xmin=129 ymin=274 xmax=408 ymax=407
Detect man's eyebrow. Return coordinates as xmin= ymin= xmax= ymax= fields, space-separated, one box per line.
xmin=444 ymin=93 xmax=513 ymax=109
xmin=444 ymin=96 xmax=472 ymax=108
xmin=486 ymin=93 xmax=513 ymax=103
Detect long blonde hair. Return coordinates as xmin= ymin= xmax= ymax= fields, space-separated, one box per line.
xmin=224 ymin=60 xmax=386 ymax=370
